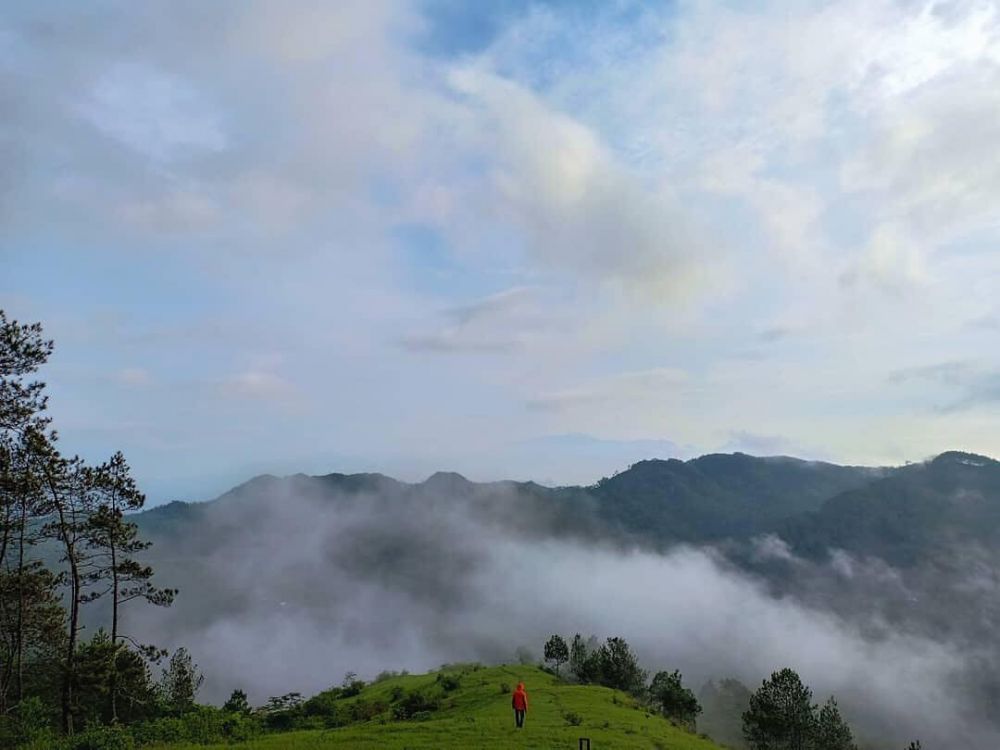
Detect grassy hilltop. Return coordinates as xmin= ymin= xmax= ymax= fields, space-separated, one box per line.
xmin=150 ymin=664 xmax=724 ymax=750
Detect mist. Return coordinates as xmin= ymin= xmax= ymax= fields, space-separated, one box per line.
xmin=128 ymin=477 xmax=997 ymax=748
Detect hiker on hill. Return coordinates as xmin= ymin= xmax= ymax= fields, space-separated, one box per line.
xmin=512 ymin=681 xmax=529 ymax=728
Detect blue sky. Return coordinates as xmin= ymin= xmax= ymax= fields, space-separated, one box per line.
xmin=2 ymin=0 xmax=1000 ymax=503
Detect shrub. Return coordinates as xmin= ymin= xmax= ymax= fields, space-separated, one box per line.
xmin=437 ymin=674 xmax=461 ymax=692
xmin=64 ymin=724 xmax=135 ymax=750
xmin=392 ymin=691 xmax=439 ymax=721
xmin=389 ymin=686 xmax=406 ymax=703
xmin=564 ymin=711 xmax=584 ymax=727
xmin=347 ymin=699 xmax=386 ymax=722
xmin=0 ymin=697 xmax=56 ymax=748
xmin=499 ymin=683 xmax=511 ymax=694
xmin=302 ymin=690 xmax=340 ymax=724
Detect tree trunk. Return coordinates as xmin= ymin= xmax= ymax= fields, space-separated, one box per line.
xmin=14 ymin=496 xmax=26 ymax=705
xmin=46 ymin=470 xmax=79 ymax=735
xmin=109 ymin=524 xmax=119 ymax=723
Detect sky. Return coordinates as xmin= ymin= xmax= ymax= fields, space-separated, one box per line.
xmin=2 ymin=0 xmax=999 ymax=503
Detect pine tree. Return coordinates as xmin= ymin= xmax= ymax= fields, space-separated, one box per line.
xmin=814 ymin=697 xmax=855 ymax=750
xmin=0 ymin=311 xmax=56 ymax=714
xmin=159 ymin=648 xmax=204 ymax=715
xmin=85 ymin=452 xmax=176 ymax=722
xmin=743 ymin=667 xmax=817 ymax=750
xmin=596 ymin=636 xmax=646 ymax=695
xmin=650 ymin=669 xmax=701 ymax=728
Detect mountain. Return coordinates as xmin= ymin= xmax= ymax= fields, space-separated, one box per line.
xmin=136 ymin=451 xmax=893 ymax=551
xmin=780 ymin=451 xmax=1000 ymax=567
xmin=590 ymin=452 xmax=885 ymax=545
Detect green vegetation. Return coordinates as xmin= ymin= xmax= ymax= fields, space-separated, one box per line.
xmin=143 ymin=664 xmax=724 ymax=750
xmin=743 ymin=668 xmax=855 ymax=750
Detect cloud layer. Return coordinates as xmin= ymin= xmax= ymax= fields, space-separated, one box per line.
xmin=2 ymin=0 xmax=1000 ymax=496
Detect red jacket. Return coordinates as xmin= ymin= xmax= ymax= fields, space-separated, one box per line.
xmin=512 ymin=683 xmax=528 ymax=711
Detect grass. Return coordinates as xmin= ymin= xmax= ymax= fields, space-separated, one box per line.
xmin=147 ymin=664 xmax=724 ymax=750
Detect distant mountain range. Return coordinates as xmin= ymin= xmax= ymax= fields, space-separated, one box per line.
xmin=137 ymin=450 xmax=999 ymax=568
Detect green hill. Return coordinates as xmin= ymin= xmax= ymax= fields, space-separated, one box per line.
xmin=149 ymin=665 xmax=725 ymax=750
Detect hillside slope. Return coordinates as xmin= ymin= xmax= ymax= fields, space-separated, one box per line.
xmin=154 ymin=665 xmax=725 ymax=750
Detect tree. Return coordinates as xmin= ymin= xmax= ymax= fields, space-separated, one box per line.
xmin=159 ymin=648 xmax=204 ymax=715
xmin=743 ymin=668 xmax=816 ymax=750
xmin=0 ymin=311 xmax=55 ymax=714
xmin=223 ymin=689 xmax=252 ymax=715
xmin=543 ymin=635 xmax=569 ymax=676
xmin=814 ymin=697 xmax=855 ymax=750
xmin=596 ymin=637 xmax=646 ymax=695
xmin=85 ymin=452 xmax=176 ymax=722
xmin=34 ymin=445 xmax=95 ymax=734
xmin=569 ymin=634 xmax=602 ymax=684
xmin=650 ymin=669 xmax=701 ymax=728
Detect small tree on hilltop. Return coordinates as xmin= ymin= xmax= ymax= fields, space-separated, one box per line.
xmin=743 ymin=667 xmax=816 ymax=750
xmin=650 ymin=669 xmax=701 ymax=728
xmin=544 ymin=635 xmax=569 ymax=676
xmin=815 ymin=697 xmax=856 ymax=750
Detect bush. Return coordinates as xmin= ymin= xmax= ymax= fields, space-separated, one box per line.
xmin=389 ymin=686 xmax=406 ymax=703
xmin=499 ymin=683 xmax=511 ymax=694
xmin=437 ymin=674 xmax=461 ymax=692
xmin=302 ymin=690 xmax=340 ymax=723
xmin=0 ymin=697 xmax=57 ymax=748
xmin=130 ymin=705 xmax=261 ymax=745
xmin=392 ymin=691 xmax=439 ymax=721
xmin=347 ymin=699 xmax=386 ymax=722
xmin=64 ymin=724 xmax=135 ymax=750
xmin=564 ymin=711 xmax=584 ymax=727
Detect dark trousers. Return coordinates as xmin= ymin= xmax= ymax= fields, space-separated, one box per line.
xmin=514 ymin=709 xmax=525 ymax=727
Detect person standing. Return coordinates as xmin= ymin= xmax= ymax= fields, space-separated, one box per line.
xmin=512 ymin=681 xmax=529 ymax=728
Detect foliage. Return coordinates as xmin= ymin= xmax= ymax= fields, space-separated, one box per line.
xmin=569 ymin=634 xmax=602 ymax=684
xmin=596 ymin=637 xmax=647 ymax=695
xmin=159 ymin=648 xmax=204 ymax=716
xmin=742 ymin=669 xmax=859 ymax=750
xmin=544 ymin=634 xmax=569 ymax=676
xmin=142 ymin=664 xmax=725 ymax=750
xmin=743 ymin=668 xmax=816 ymax=750
xmin=649 ymin=670 xmax=701 ymax=727
xmin=222 ymin=689 xmax=251 ymax=715
xmin=130 ymin=705 xmax=260 ymax=745
xmin=392 ymin=690 xmax=439 ymax=720
xmin=340 ymin=672 xmax=366 ymax=698
xmin=814 ymin=697 xmax=855 ymax=750
xmin=62 ymin=723 xmax=135 ymax=750
xmin=0 ymin=310 xmax=175 ymax=736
